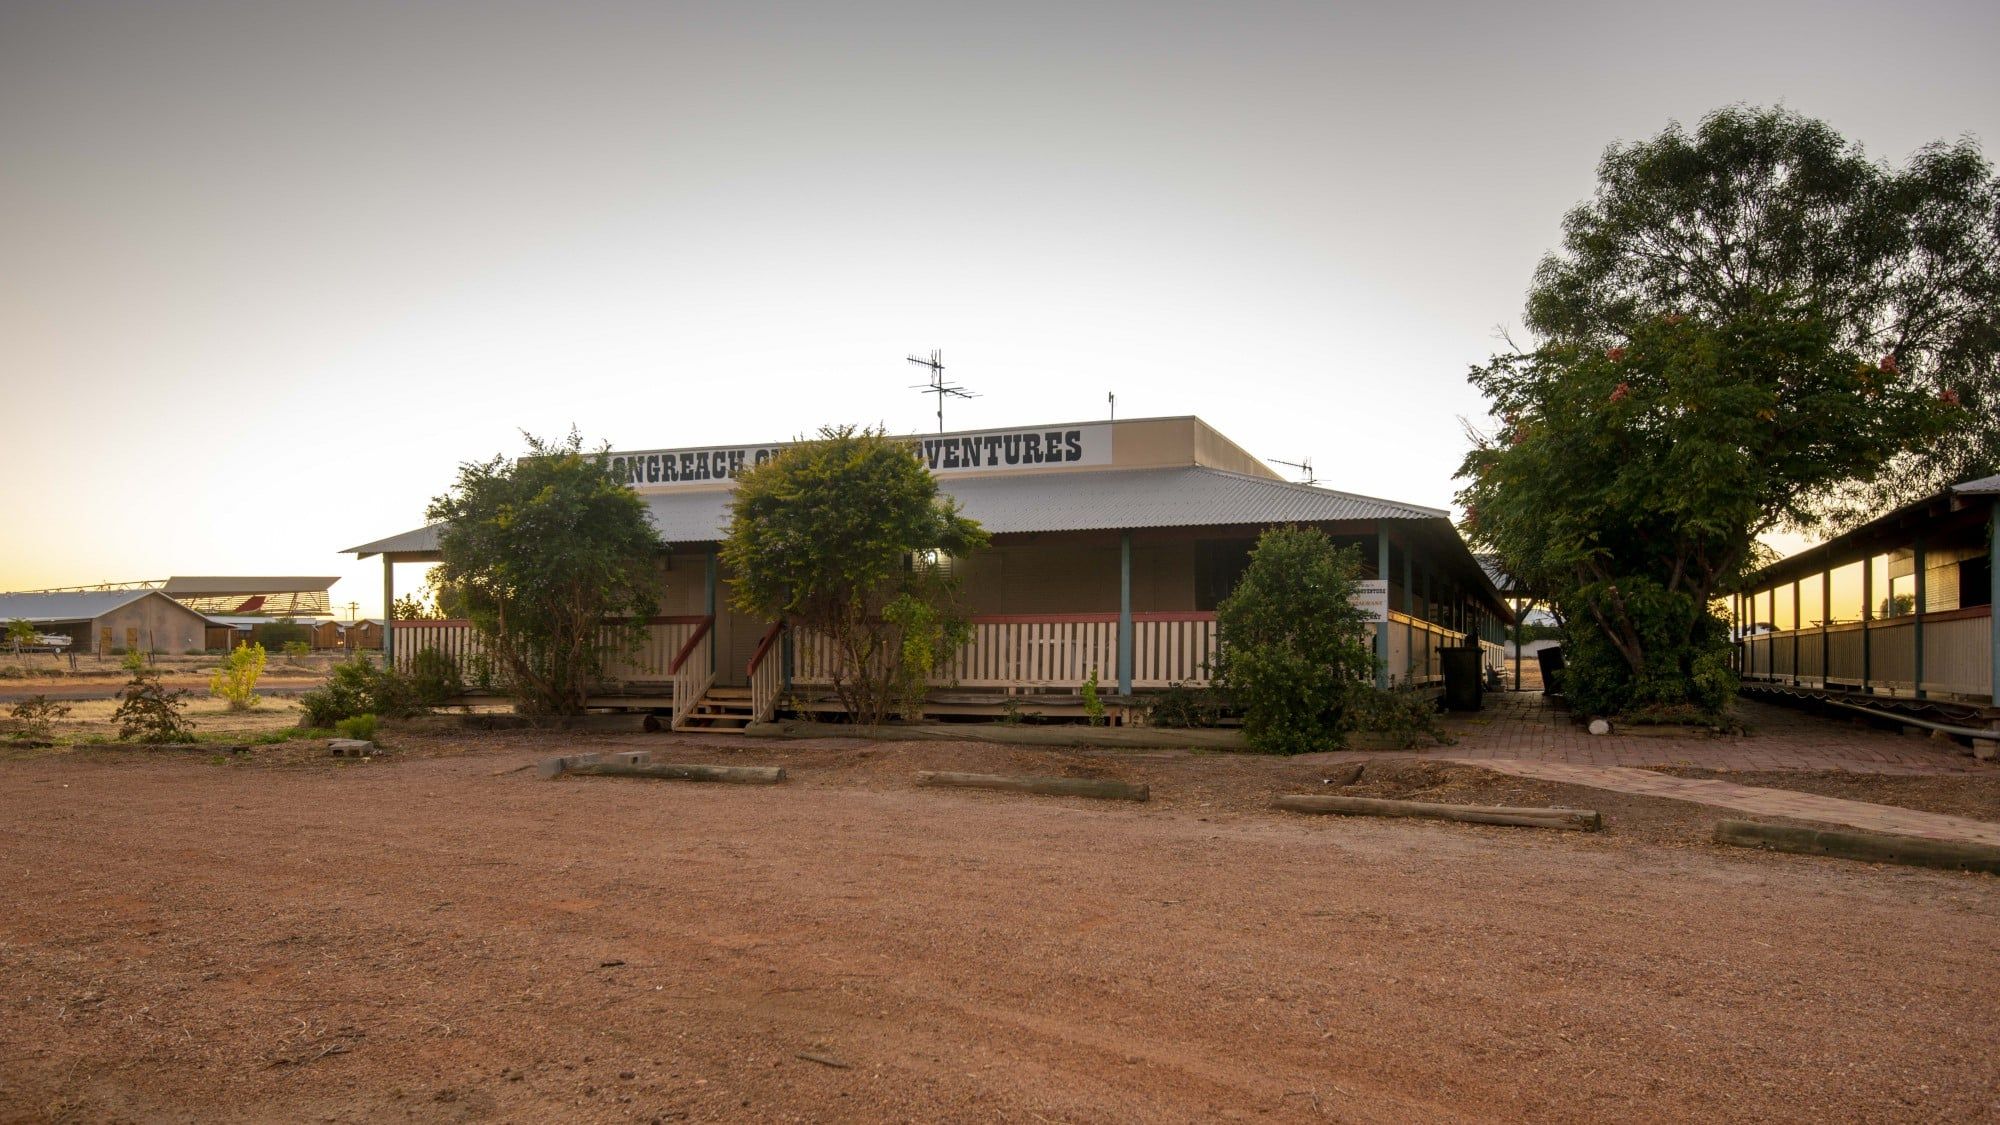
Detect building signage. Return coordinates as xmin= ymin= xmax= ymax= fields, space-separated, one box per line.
xmin=608 ymin=423 xmax=1112 ymax=491
xmin=1351 ymin=580 xmax=1390 ymax=623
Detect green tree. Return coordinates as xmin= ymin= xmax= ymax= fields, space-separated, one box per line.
xmin=1210 ymin=527 xmax=1377 ymax=755
xmin=208 ymin=641 xmax=267 ymax=711
xmin=1460 ymin=310 xmax=1945 ymax=717
xmin=721 ymin=426 xmax=987 ymax=725
xmin=1527 ymin=106 xmax=2000 ymax=521
xmin=427 ymin=430 xmax=665 ymax=715
xmin=6 ymin=619 xmax=36 ymax=654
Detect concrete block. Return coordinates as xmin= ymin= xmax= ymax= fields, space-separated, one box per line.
xmin=328 ymin=739 xmax=375 ymax=757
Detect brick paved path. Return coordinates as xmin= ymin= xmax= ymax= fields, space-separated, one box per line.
xmin=1430 ymin=692 xmax=1993 ymax=775
xmin=1475 ymin=759 xmax=2000 ymax=846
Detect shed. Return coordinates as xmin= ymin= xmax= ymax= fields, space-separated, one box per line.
xmin=0 ymin=590 xmax=214 ymax=656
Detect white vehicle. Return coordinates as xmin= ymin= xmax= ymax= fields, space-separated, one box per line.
xmin=14 ymin=633 xmax=72 ymax=652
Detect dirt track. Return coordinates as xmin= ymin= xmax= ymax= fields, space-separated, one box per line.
xmin=3 ymin=737 xmax=1999 ymax=1122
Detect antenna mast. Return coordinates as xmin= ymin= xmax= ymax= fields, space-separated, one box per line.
xmin=1271 ymin=456 xmax=1316 ymax=486
xmin=907 ymin=349 xmax=976 ymax=433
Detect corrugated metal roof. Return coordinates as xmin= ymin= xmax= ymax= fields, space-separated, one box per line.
xmin=0 ymin=590 xmax=157 ymax=623
xmin=161 ymin=576 xmax=339 ymax=595
xmin=943 ymin=466 xmax=1445 ymax=532
xmin=346 ymin=467 xmax=1446 ymax=557
xmin=1954 ymin=473 xmax=2000 ymax=495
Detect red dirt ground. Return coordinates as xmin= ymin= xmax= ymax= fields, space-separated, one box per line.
xmin=3 ymin=733 xmax=1998 ymax=1122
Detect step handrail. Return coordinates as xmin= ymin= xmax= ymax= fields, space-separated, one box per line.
xmin=746 ymin=620 xmax=785 ymax=678
xmin=668 ymin=616 xmax=714 ymax=675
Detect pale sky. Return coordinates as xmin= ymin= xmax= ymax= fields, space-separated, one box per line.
xmin=3 ymin=1 xmax=1996 ymax=616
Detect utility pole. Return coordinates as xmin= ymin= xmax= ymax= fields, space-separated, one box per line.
xmin=907 ymin=350 xmax=976 ymax=433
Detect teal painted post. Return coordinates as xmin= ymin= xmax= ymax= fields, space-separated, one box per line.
xmin=1375 ymin=530 xmax=1390 ymax=689
xmin=1820 ymin=566 xmax=1831 ymax=688
xmin=1990 ymin=501 xmax=1999 ymax=707
xmin=1913 ymin=538 xmax=1926 ymax=699
xmin=704 ymin=550 xmax=718 ymax=675
xmin=1117 ymin=532 xmax=1132 ymax=696
xmin=381 ymin=556 xmax=394 ymax=670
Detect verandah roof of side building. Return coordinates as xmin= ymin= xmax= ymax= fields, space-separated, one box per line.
xmin=346 ymin=464 xmax=1513 ymax=619
xmin=1742 ymin=474 xmax=2000 ymax=591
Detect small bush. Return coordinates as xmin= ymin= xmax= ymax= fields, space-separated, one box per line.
xmin=335 ymin=713 xmax=378 ymax=741
xmin=280 ymin=640 xmax=312 ymax=664
xmin=120 ymin=648 xmax=148 ymax=674
xmin=998 ymin=697 xmax=1040 ymax=725
xmin=1349 ymin=683 xmax=1452 ymax=749
xmin=113 ymin=670 xmax=195 ymax=742
xmin=1145 ymin=681 xmax=1222 ymax=728
xmin=209 ymin=641 xmax=267 ymax=711
xmin=1211 ymin=528 xmax=1377 ymax=754
xmin=299 ymin=656 xmax=424 ymax=728
xmin=9 ymin=695 xmax=72 ymax=740
xmin=1080 ymin=669 xmax=1107 ymax=727
xmin=407 ymin=647 xmax=464 ymax=707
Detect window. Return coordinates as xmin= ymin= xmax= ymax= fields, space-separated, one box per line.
xmin=1962 ymin=555 xmax=1993 ymax=608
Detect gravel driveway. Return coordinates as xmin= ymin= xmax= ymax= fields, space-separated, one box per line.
xmin=2 ymin=739 xmax=1996 ymax=1122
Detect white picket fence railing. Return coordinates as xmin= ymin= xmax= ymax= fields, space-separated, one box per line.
xmin=392 ymin=617 xmax=706 ymax=686
xmin=793 ymin=613 xmax=1219 ymax=691
xmin=1739 ymin=606 xmax=1992 ymax=701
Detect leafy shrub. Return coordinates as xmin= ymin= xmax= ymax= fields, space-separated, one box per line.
xmin=1211 ymin=528 xmax=1377 ymax=754
xmin=407 ymin=647 xmax=464 ymax=707
xmin=1080 ymin=668 xmax=1107 ymax=727
xmin=120 ymin=648 xmax=148 ymax=674
xmin=9 ymin=695 xmax=71 ymax=740
xmin=113 ymin=670 xmax=195 ymax=742
xmin=208 ymin=641 xmax=267 ymax=711
xmin=463 ymin=651 xmax=499 ymax=692
xmin=1145 ymin=681 xmax=1222 ymax=728
xmin=299 ymin=656 xmax=424 ymax=728
xmin=281 ymin=640 xmax=312 ymax=663
xmin=249 ymin=620 xmax=312 ymax=652
xmin=1349 ymin=683 xmax=1452 ymax=748
xmin=335 ymin=713 xmax=378 ymax=741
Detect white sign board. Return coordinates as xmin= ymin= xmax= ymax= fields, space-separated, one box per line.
xmin=1351 ymin=580 xmax=1389 ymax=623
xmin=608 ymin=423 xmax=1113 ymax=492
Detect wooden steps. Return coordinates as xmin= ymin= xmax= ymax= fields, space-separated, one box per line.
xmin=677 ymin=685 xmax=754 ymax=731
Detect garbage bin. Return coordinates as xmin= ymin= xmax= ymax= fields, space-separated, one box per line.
xmin=1535 ymin=645 xmax=1565 ymax=697
xmin=1440 ymin=646 xmax=1485 ymax=712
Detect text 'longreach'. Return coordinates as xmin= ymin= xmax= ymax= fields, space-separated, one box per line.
xmin=609 ymin=424 xmax=1112 ymax=490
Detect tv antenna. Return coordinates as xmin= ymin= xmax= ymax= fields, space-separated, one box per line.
xmin=1271 ymin=456 xmax=1316 ymax=485
xmin=1108 ymin=392 xmax=1116 ymax=421
xmin=907 ymin=349 xmax=976 ymax=433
